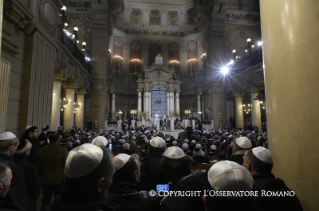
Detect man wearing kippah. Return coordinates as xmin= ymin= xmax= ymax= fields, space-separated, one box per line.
xmin=49 ymin=144 xmax=115 ymax=211
xmin=229 ymin=137 xmax=252 ymax=165
xmin=243 ymin=147 xmax=303 ymax=211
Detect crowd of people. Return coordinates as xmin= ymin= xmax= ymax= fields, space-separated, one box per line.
xmin=0 ymin=123 xmax=303 ymax=211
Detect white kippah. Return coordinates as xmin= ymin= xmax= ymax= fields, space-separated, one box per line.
xmin=210 ymin=145 xmax=217 ymax=150
xmin=235 ymin=137 xmax=252 ymax=149
xmin=182 ymin=143 xmax=188 ymax=150
xmin=113 ymin=153 xmax=131 ymax=171
xmin=163 ymin=146 xmax=185 ymax=159
xmin=119 ymin=139 xmax=125 ymax=144
xmin=65 ymin=144 xmax=103 ymax=179
xmin=207 ymin=161 xmax=253 ymax=195
xmin=195 ymin=144 xmax=201 ymax=149
xmin=123 ymin=143 xmax=130 ymax=150
xmin=26 ymin=125 xmax=32 ymax=130
xmin=0 ymin=132 xmax=16 ymax=140
xmin=150 ymin=137 xmax=166 ymax=148
xmin=184 ymin=139 xmax=189 ymax=143
xmin=252 ymin=147 xmax=273 ymax=164
xmin=172 ymin=141 xmax=177 ymax=145
xmin=191 ymin=140 xmax=196 ymax=144
xmin=145 ymin=139 xmax=150 ymax=144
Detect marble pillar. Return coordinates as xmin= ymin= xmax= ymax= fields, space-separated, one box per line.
xmin=149 ymin=91 xmax=152 ymax=119
xmin=50 ymin=81 xmax=62 ymax=131
xmin=260 ymin=1 xmax=319 ymax=209
xmin=197 ymin=94 xmax=201 ymax=112
xmin=166 ymin=92 xmax=170 ymax=116
xmin=75 ymin=90 xmax=86 ymax=130
xmin=175 ymin=92 xmax=180 ymax=115
xmin=144 ymin=91 xmax=149 ymax=119
xmin=112 ymin=93 xmax=115 ymax=118
xmin=234 ymin=94 xmax=244 ymax=129
xmin=0 ymin=58 xmax=11 ymax=133
xmin=250 ymin=89 xmax=261 ymax=130
xmin=138 ymin=91 xmax=142 ymax=117
xmin=169 ymin=92 xmax=174 ymax=116
xmin=63 ymin=88 xmax=75 ymax=131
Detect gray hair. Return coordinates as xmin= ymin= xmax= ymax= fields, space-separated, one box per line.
xmin=0 ymin=162 xmax=9 ymax=184
xmin=0 ymin=137 xmax=19 ymax=152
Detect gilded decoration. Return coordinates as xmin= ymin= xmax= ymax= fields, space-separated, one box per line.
xmin=149 ymin=10 xmax=161 ymax=25
xmin=168 ymin=11 xmax=179 ymax=26
xmin=188 ymin=41 xmax=197 ymax=50
xmin=185 ymin=8 xmax=194 ymax=25
xmin=62 ymin=0 xmax=92 ymax=8
xmin=130 ymin=8 xmax=142 ymax=25
xmin=131 ymin=42 xmax=142 ymax=50
xmin=168 ymin=43 xmax=179 ymax=52
xmin=226 ymin=12 xmax=260 ymax=24
xmin=114 ymin=25 xmax=200 ymax=37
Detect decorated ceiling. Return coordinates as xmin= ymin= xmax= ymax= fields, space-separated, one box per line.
xmin=126 ymin=0 xmax=193 ymax=6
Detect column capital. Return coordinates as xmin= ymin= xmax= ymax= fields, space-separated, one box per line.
xmin=233 ymin=93 xmax=244 ymax=97
xmin=137 ymin=89 xmax=143 ymax=92
xmin=76 ymin=89 xmax=87 ymax=95
xmin=110 ymin=90 xmax=116 ymax=94
xmin=250 ymin=87 xmax=259 ymax=94
xmin=63 ymin=83 xmax=77 ymax=90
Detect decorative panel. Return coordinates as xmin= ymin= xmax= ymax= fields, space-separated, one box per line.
xmin=168 ymin=42 xmax=180 ymax=74
xmin=151 ymin=85 xmax=167 ymax=118
xmin=180 ymin=94 xmax=197 ymax=118
xmin=149 ymin=9 xmax=161 ymax=25
xmin=130 ymin=41 xmax=142 ymax=74
xmin=149 ymin=42 xmax=162 ymax=66
xmin=130 ymin=8 xmax=142 ymax=25
xmin=168 ymin=11 xmax=179 ymax=26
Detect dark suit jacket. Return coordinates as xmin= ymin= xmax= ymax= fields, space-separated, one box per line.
xmin=37 ymin=142 xmax=68 ymax=185
xmin=0 ymin=153 xmax=30 ymax=211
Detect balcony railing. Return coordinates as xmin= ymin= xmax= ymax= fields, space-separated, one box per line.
xmin=57 ymin=24 xmax=91 ymax=74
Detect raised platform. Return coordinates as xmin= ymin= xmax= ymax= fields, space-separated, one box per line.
xmin=160 ymin=130 xmax=184 ymax=138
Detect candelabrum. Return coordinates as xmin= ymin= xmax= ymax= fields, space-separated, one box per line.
xmin=187 ymin=59 xmax=197 ymax=76
xmin=130 ymin=109 xmax=137 ymax=118
xmin=197 ymin=111 xmax=202 ymax=120
xmin=241 ymin=103 xmax=252 ymax=115
xmin=60 ymin=98 xmax=70 ymax=111
xmin=200 ymin=53 xmax=207 ymax=61
xmin=130 ymin=59 xmax=141 ymax=74
xmin=169 ymin=60 xmax=180 ymax=74
xmin=114 ymin=55 xmax=123 ymax=73
xmin=74 ymin=102 xmax=82 ymax=113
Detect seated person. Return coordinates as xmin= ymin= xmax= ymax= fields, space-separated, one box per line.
xmin=229 ymin=137 xmax=252 ymax=165
xmin=49 ymin=144 xmax=115 ymax=211
xmin=192 ymin=144 xmax=209 ymax=166
xmin=202 ymin=161 xmax=254 ymax=211
xmin=106 ymin=154 xmax=161 ymax=211
xmin=243 ymin=147 xmax=303 ymax=211
xmin=160 ymin=147 xmax=205 ymax=211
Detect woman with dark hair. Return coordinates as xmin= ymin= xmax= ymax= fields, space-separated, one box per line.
xmin=22 ymin=126 xmax=39 ymax=166
xmin=106 ymin=154 xmax=161 ymax=211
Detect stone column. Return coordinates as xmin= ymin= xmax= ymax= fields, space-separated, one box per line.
xmin=179 ymin=10 xmax=185 ymax=27
xmin=169 ymin=92 xmax=174 ymax=116
xmin=260 ymin=1 xmax=319 ymax=210
xmin=149 ymin=91 xmax=152 ymax=119
xmin=234 ymin=94 xmax=244 ymax=129
xmin=175 ymin=91 xmax=180 ymax=115
xmin=63 ymin=87 xmax=75 ymax=131
xmin=75 ymin=89 xmax=86 ymax=130
xmin=111 ymin=93 xmax=116 ymax=118
xmin=0 ymin=58 xmax=11 ymax=133
xmin=161 ymin=10 xmax=168 ymax=27
xmin=142 ymin=9 xmax=150 ymax=26
xmin=166 ymin=92 xmax=170 ymax=116
xmin=250 ymin=88 xmax=261 ymax=130
xmin=143 ymin=91 xmax=148 ymax=119
xmin=125 ymin=8 xmax=131 ymax=25
xmin=50 ymin=81 xmax=62 ymax=131
xmin=197 ymin=94 xmax=201 ymax=112
xmin=226 ymin=101 xmax=234 ymax=128
xmin=137 ymin=90 xmax=142 ymax=117
xmin=145 ymin=91 xmax=149 ymax=120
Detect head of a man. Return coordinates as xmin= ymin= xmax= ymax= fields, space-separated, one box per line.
xmin=243 ymin=147 xmax=273 ymax=175
xmin=48 ymin=131 xmax=61 ymax=143
xmin=148 ymin=137 xmax=166 ymax=154
xmin=161 ymin=146 xmax=193 ymax=184
xmin=0 ymin=132 xmax=19 ymax=156
xmin=233 ymin=137 xmax=252 ymax=153
xmin=64 ymin=144 xmax=114 ymax=199
xmin=0 ymin=163 xmax=12 ymax=198
xmin=15 ymin=139 xmax=32 ymax=156
xmin=202 ymin=161 xmax=254 ymax=211
xmin=113 ymin=154 xmax=140 ymax=183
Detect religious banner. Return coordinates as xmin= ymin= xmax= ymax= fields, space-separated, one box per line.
xmin=151 ymin=85 xmax=167 ymax=119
